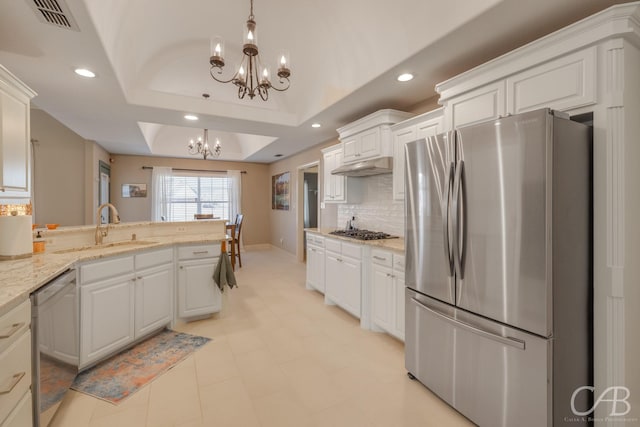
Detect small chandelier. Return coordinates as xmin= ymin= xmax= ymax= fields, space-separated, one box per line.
xmin=188 ymin=129 xmax=221 ymax=160
xmin=209 ymin=0 xmax=291 ymax=101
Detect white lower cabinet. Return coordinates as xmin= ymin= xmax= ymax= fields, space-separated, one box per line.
xmin=1 ymin=388 xmax=31 ymax=427
xmin=177 ymin=244 xmax=222 ymax=319
xmin=0 ymin=300 xmax=31 ymax=427
xmin=80 ymin=272 xmax=135 ymax=368
xmin=79 ymin=248 xmax=174 ymax=368
xmin=324 ymin=238 xmax=362 ymax=318
xmin=371 ymin=249 xmax=405 ymax=341
xmin=306 ymin=233 xmax=325 ymax=293
xmin=134 ymin=264 xmax=173 ymax=338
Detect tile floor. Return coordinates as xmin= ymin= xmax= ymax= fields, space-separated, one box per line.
xmin=47 ymin=247 xmax=473 ymax=427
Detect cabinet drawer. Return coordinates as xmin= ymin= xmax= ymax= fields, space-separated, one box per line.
xmin=341 ymin=241 xmax=362 ymax=260
xmin=1 ymin=390 xmax=31 ymax=427
xmin=0 ymin=300 xmax=29 ymax=355
xmin=393 ymin=254 xmax=405 ymax=272
xmin=371 ymin=249 xmax=392 ymax=268
xmin=307 ymin=234 xmax=325 ymax=247
xmin=177 ymin=244 xmax=220 ymax=260
xmin=325 ymin=238 xmax=341 ymax=253
xmin=81 ymin=256 xmax=134 ymax=284
xmin=135 ymin=247 xmax=173 ymax=270
xmin=0 ymin=331 xmax=31 ymax=425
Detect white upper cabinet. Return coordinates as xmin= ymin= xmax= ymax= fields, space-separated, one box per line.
xmin=506 ymin=47 xmax=596 ymax=114
xmin=321 ymin=144 xmax=346 ymax=203
xmin=440 ymin=81 xmax=505 ymax=131
xmin=0 ymin=65 xmax=36 ymax=202
xmin=337 ymin=109 xmax=414 ymax=164
xmin=391 ymin=108 xmax=444 ymax=200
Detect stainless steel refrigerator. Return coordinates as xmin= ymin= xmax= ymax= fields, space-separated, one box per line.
xmin=404 ymin=108 xmax=592 ymax=427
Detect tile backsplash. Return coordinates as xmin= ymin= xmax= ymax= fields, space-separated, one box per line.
xmin=337 ymin=174 xmax=404 ymax=237
xmin=0 ymin=203 xmax=32 ymax=216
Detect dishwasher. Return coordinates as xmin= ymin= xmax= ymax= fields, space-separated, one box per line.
xmin=31 ymin=268 xmax=79 ymax=427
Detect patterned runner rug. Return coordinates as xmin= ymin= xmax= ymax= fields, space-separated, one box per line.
xmin=71 ymin=329 xmax=211 ymax=404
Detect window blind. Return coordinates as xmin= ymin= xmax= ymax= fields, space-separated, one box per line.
xmin=168 ymin=173 xmax=230 ymax=221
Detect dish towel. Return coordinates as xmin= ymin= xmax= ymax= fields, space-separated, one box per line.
xmin=213 ymin=252 xmax=237 ymax=292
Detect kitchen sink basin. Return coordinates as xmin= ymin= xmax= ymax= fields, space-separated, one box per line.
xmin=53 ymin=240 xmax=158 ymax=254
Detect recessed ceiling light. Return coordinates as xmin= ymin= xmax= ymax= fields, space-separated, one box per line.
xmin=184 ymin=114 xmax=199 ymax=121
xmin=74 ymin=68 xmax=96 ymax=78
xmin=311 ymin=123 xmax=321 ymax=128
xmin=397 ymin=73 xmax=414 ymax=82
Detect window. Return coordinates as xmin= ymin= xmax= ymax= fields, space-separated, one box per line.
xmin=167 ymin=173 xmax=230 ymax=221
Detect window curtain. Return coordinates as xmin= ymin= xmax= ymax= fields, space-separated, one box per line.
xmin=227 ymin=170 xmax=242 ymax=222
xmin=151 ymin=167 xmax=173 ymax=221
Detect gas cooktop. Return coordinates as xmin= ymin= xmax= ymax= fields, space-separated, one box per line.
xmin=329 ymin=229 xmax=398 ymax=241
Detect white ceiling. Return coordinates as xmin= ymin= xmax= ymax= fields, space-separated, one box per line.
xmin=0 ymin=0 xmax=630 ymax=163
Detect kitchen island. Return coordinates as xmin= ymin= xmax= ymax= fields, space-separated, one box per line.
xmin=0 ymin=220 xmax=227 ymax=315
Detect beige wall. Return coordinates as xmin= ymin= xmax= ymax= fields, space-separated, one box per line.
xmin=268 ymin=139 xmax=339 ymax=256
xmin=109 ymin=155 xmax=271 ymax=246
xmin=30 ymin=108 xmax=115 ymax=227
xmin=31 ymin=109 xmax=87 ymax=226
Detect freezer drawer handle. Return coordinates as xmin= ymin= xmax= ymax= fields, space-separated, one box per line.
xmin=411 ymin=297 xmax=525 ymax=350
xmin=0 ymin=372 xmax=25 ymax=395
xmin=0 ymin=322 xmax=24 ymax=339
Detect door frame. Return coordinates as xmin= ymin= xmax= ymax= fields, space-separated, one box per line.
xmin=296 ymin=161 xmax=320 ymax=262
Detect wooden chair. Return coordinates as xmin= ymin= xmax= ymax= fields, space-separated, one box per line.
xmin=231 ymin=214 xmax=244 ymax=268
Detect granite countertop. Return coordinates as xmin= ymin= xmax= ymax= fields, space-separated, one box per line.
xmin=305 ymin=228 xmax=405 ymax=253
xmin=0 ymin=233 xmax=225 ymax=316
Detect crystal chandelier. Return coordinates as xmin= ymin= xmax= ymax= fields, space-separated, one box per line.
xmin=209 ymin=0 xmax=291 ymax=101
xmin=187 ymin=129 xmax=221 ymax=160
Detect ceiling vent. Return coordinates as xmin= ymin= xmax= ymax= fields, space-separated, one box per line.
xmin=28 ymin=0 xmax=79 ymax=31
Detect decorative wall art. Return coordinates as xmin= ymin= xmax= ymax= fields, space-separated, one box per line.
xmin=272 ymin=172 xmax=290 ymax=210
xmin=122 ymin=183 xmax=147 ymax=198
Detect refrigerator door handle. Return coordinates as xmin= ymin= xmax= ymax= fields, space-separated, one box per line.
xmin=452 ymin=159 xmax=466 ymax=279
xmin=411 ymin=297 xmax=526 ymax=350
xmin=443 ymin=162 xmax=455 ymax=276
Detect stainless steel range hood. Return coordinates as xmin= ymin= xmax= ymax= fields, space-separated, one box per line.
xmin=331 ymin=157 xmax=393 ymax=177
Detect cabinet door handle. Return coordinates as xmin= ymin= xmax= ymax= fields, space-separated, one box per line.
xmin=0 ymin=323 xmax=24 ymax=339
xmin=0 ymin=372 xmax=25 ymax=395
xmin=137 ymin=276 xmax=142 ymax=280
xmin=192 ymin=251 xmax=209 ymax=255
xmin=373 ymin=256 xmax=387 ymax=261
xmin=179 ymin=266 xmax=184 ymax=269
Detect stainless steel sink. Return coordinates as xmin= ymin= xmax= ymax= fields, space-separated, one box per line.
xmin=53 ymin=240 xmax=157 ymax=254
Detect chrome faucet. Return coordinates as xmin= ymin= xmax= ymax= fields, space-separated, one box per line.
xmin=95 ymin=203 xmax=120 ymax=245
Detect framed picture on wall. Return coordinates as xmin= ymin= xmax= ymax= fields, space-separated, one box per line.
xmin=122 ymin=183 xmax=147 ymax=198
xmin=272 ymin=172 xmax=290 ymax=210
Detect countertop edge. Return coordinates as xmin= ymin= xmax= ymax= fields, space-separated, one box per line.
xmin=305 ymin=229 xmax=405 ymax=253
xmin=0 ymin=235 xmax=225 ymax=314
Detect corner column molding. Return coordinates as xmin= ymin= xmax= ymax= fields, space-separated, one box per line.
xmin=602 ymin=39 xmax=626 ymax=427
